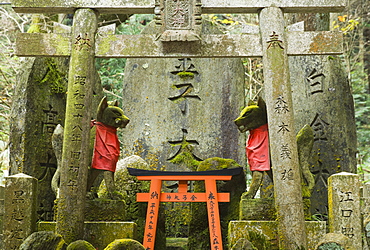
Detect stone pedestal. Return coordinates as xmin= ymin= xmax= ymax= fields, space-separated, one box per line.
xmin=228 ymin=221 xmax=326 ymax=250
xmin=54 ymin=199 xmax=126 ymax=221
xmin=328 ymin=172 xmax=361 ymax=249
xmin=4 ymin=174 xmax=38 ymax=250
xmin=239 ymin=198 xmax=276 ymax=221
xmin=38 ymin=221 xmax=137 ymax=250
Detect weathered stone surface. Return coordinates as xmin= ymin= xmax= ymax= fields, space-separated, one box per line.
xmin=188 ymin=158 xmax=245 ymax=250
xmin=56 ymin=8 xmax=98 ymax=243
xmin=19 ymin=231 xmax=67 ymax=250
xmin=290 ymin=55 xmax=357 ymax=216
xmin=228 ymin=221 xmax=327 ymax=250
xmin=4 ymin=174 xmax=38 ymax=250
xmin=314 ymin=233 xmax=353 ymax=250
xmin=9 ymin=57 xmax=68 ymax=221
xmin=11 ymin=0 xmax=345 ymax=14
xmin=230 ymin=238 xmax=257 ymax=250
xmin=239 ymin=198 xmax=276 ymax=221
xmin=67 ymin=240 xmax=95 ymax=250
xmin=104 ymin=239 xmax=145 ymax=250
xmin=16 ymin=31 xmax=342 ymax=58
xmin=38 ymin=221 xmax=137 ymax=250
xmin=121 ymin=22 xmax=246 ymax=172
xmin=85 ymin=200 xmax=126 ymax=221
xmin=260 ymin=6 xmax=307 ymax=249
xmin=362 ymin=183 xmax=370 ymax=247
xmin=0 ymin=185 xmax=4 ymax=240
xmin=328 ymin=172 xmax=361 ymax=249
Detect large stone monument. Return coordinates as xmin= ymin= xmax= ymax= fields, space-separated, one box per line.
xmin=290 ymin=55 xmax=357 ymax=216
xmin=9 ymin=57 xmax=69 ymax=221
xmin=121 ymin=23 xmax=246 ymax=171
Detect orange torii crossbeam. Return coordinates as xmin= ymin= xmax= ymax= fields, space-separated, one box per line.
xmin=128 ymin=167 xmax=243 ymax=250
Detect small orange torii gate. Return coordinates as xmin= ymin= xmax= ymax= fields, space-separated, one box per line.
xmin=128 ymin=167 xmax=243 ymax=250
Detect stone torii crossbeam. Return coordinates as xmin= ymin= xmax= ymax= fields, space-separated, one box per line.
xmin=10 ymin=0 xmax=344 ymax=248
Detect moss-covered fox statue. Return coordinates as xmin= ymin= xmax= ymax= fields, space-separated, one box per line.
xmin=51 ymin=96 xmax=130 ymax=200
xmin=234 ymin=97 xmax=315 ymax=199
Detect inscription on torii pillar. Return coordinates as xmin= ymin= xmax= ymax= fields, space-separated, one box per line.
xmin=11 ymin=0 xmax=344 ymax=248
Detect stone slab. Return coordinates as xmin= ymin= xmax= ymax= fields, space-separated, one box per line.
xmin=11 ymin=0 xmax=345 ymax=14
xmin=38 ymin=221 xmax=137 ymax=249
xmin=16 ymin=32 xmax=343 ymax=58
xmin=228 ymin=221 xmax=326 ymax=250
xmin=239 ymin=198 xmax=276 ymax=221
xmin=85 ymin=199 xmax=126 ymax=221
xmin=54 ymin=199 xmax=126 ymax=221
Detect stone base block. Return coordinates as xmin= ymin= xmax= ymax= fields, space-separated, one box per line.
xmin=239 ymin=198 xmax=276 ymax=220
xmin=38 ymin=221 xmax=137 ymax=249
xmin=228 ymin=221 xmax=326 ymax=249
xmin=54 ymin=199 xmax=126 ymax=221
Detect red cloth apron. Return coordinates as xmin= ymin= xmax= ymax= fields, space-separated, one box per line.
xmin=91 ymin=120 xmax=120 ymax=172
xmin=246 ymin=123 xmax=270 ymax=171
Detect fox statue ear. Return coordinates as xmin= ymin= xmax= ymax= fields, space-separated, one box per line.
xmin=247 ymin=99 xmax=255 ymax=106
xmin=257 ymin=97 xmax=267 ymax=112
xmin=111 ymin=100 xmax=119 ymax=107
xmin=97 ymin=96 xmax=108 ymax=121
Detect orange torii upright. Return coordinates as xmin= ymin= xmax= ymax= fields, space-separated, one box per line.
xmin=128 ymin=167 xmax=243 ymax=250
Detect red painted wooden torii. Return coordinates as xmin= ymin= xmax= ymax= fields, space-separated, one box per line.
xmin=128 ymin=167 xmax=243 ymax=250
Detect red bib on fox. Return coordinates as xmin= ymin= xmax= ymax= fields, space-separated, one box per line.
xmin=91 ymin=120 xmax=120 ymax=172
xmin=246 ymin=124 xmax=270 ymax=171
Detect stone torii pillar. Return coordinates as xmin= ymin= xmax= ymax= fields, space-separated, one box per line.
xmin=260 ymin=7 xmax=306 ymax=249
xmin=56 ymin=9 xmax=97 ymax=243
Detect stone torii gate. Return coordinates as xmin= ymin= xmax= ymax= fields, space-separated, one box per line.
xmin=10 ymin=0 xmax=344 ymax=248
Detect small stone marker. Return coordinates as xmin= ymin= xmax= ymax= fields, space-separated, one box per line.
xmin=328 ymin=172 xmax=361 ymax=249
xmin=4 ymin=173 xmax=38 ymax=250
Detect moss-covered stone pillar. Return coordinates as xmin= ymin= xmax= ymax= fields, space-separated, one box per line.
xmin=259 ymin=7 xmax=307 ymax=249
xmin=56 ymin=8 xmax=97 ymax=243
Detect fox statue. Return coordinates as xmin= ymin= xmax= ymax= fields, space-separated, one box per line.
xmin=51 ymin=96 xmax=130 ymax=200
xmin=234 ymin=97 xmax=315 ymax=199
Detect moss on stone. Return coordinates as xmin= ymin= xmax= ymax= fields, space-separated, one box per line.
xmin=19 ymin=231 xmax=67 ymax=250
xmin=247 ymin=230 xmax=272 ymax=250
xmin=27 ymin=14 xmax=45 ymax=33
xmin=67 ymin=240 xmax=95 ymax=250
xmin=104 ymin=239 xmax=145 ymax=250
xmin=168 ymin=143 xmax=201 ymax=171
xmin=177 ymin=71 xmax=195 ymax=79
xmin=38 ymin=58 xmax=67 ymax=94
